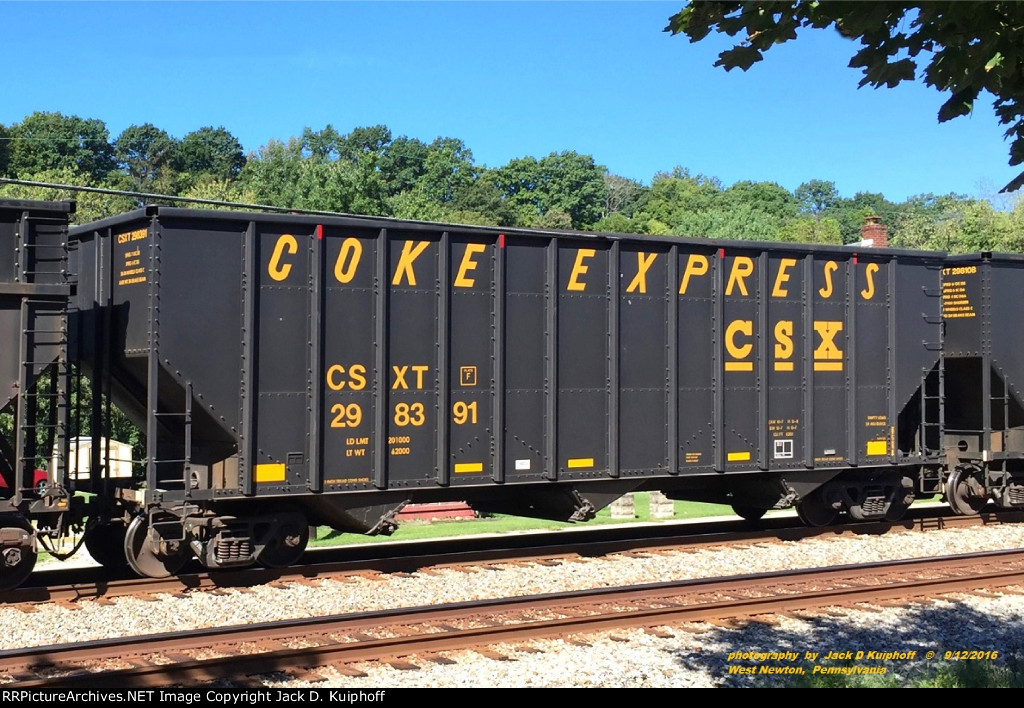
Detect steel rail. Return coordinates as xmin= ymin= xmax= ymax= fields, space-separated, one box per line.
xmin=3 ymin=548 xmax=1023 ymax=688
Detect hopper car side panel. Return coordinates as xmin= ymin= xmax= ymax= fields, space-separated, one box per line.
xmin=71 ymin=208 xmax=943 ymax=508
xmin=5 ymin=195 xmax=1002 ymax=589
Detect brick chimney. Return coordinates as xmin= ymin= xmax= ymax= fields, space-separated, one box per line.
xmin=861 ymin=214 xmax=889 ymax=248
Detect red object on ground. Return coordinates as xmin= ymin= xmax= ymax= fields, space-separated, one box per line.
xmin=397 ymin=502 xmax=476 ymax=521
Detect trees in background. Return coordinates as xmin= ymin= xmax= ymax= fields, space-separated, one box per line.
xmin=114 ymin=123 xmax=178 ymax=192
xmin=0 ymin=110 xmax=1021 ymax=251
xmin=491 ymin=151 xmax=607 ymax=229
xmin=7 ymin=112 xmax=116 ymax=183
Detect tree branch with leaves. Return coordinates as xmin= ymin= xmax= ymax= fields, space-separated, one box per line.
xmin=666 ymin=1 xmax=1024 ymax=192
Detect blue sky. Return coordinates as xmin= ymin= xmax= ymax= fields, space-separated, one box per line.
xmin=1 ymin=1 xmax=1017 ymax=203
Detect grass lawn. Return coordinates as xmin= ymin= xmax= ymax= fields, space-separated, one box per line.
xmin=313 ymin=494 xmax=736 ymax=546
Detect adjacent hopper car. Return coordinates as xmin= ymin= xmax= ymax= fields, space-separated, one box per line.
xmin=0 ymin=197 xmax=1021 ymax=589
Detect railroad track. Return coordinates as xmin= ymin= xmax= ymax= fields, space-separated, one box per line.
xmin=11 ymin=507 xmax=1018 ymax=605
xmin=3 ymin=547 xmax=1023 ymax=687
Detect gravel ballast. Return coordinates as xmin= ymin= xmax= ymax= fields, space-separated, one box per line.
xmin=5 ymin=520 xmax=1024 ymax=687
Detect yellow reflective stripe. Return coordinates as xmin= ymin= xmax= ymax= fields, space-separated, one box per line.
xmin=255 ymin=463 xmax=286 ymax=483
xmin=866 ymin=441 xmax=888 ymax=456
xmin=727 ymin=451 xmax=751 ymax=462
xmin=567 ymin=458 xmax=594 ymax=469
xmin=454 ymin=462 xmax=483 ymax=474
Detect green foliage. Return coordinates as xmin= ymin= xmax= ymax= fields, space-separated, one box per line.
xmin=0 ymin=167 xmax=136 ymax=224
xmin=446 ymin=168 xmax=519 ymax=226
xmin=632 ymin=170 xmax=806 ymax=241
xmin=382 ymin=135 xmax=478 ymax=209
xmin=0 ymin=123 xmax=10 ymax=177
xmin=5 ymin=110 xmax=1024 ymax=252
xmin=786 ymin=657 xmax=1024 ymax=688
xmin=636 ymin=167 xmax=722 ymax=234
xmin=7 ymin=112 xmax=116 ymax=182
xmin=241 ymin=133 xmax=392 ymax=215
xmin=493 ymin=151 xmax=608 ymax=228
xmin=593 ymin=212 xmax=644 ymax=234
xmin=379 ymin=135 xmax=430 ymax=195
xmin=795 ymin=179 xmax=840 ymax=217
xmin=530 ymin=208 xmax=573 ymax=230
xmin=777 ymin=216 xmax=843 ymax=245
xmin=301 ymin=124 xmax=343 ymax=161
xmin=114 ymin=123 xmax=179 ymax=192
xmin=338 ymin=125 xmax=392 ymax=161
xmin=785 ymin=665 xmax=903 ymax=688
xmin=724 ymin=180 xmax=799 ymax=220
xmin=604 ymin=173 xmax=649 ymax=218
xmin=666 ymin=2 xmax=1024 ymax=192
xmin=388 ymin=189 xmax=454 ymax=223
xmin=922 ymin=657 xmax=1024 ymax=688
xmin=177 ymin=126 xmax=245 ymax=182
xmin=891 ymin=193 xmax=1020 ymax=253
xmin=180 ymin=175 xmax=258 ymax=208
xmin=420 ymin=137 xmax=476 ymax=204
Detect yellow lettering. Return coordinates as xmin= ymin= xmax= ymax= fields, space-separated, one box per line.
xmin=326 ymin=363 xmax=367 ymax=391
xmin=392 ymin=364 xmax=428 ymax=389
xmin=412 ymin=364 xmax=429 ymax=389
xmin=813 ymin=321 xmax=844 ymax=370
xmin=772 ymin=258 xmax=796 ymax=298
xmin=774 ymin=321 xmax=794 ymax=371
xmin=331 ymin=403 xmax=363 ymax=428
xmin=626 ymin=252 xmax=658 ymax=294
xmin=268 ymin=234 xmax=298 ymax=282
xmin=725 ymin=257 xmax=754 ymax=296
xmin=725 ymin=320 xmax=754 ymax=371
xmin=819 ymin=260 xmax=838 ymax=298
xmin=392 ymin=240 xmax=431 ymax=286
xmin=679 ymin=254 xmax=709 ymax=294
xmin=861 ymin=263 xmax=878 ymax=300
xmin=327 ymin=364 xmax=347 ymax=391
xmin=334 ymin=237 xmax=362 ymax=283
xmin=567 ymin=248 xmax=596 ymax=291
xmin=453 ymin=400 xmax=478 ymax=425
xmin=116 ymin=228 xmax=148 ymax=245
xmin=348 ymin=364 xmax=366 ymax=391
xmin=394 ymin=402 xmax=426 ymax=427
xmin=392 ymin=365 xmax=409 ymax=390
xmin=454 ymin=243 xmax=487 ymax=288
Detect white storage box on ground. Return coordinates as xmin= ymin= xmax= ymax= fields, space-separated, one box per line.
xmin=53 ymin=437 xmax=134 ymax=479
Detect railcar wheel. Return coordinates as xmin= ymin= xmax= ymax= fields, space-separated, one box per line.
xmin=731 ymin=504 xmax=768 ymax=522
xmin=256 ymin=517 xmax=310 ymax=569
xmin=124 ymin=515 xmax=188 ymax=578
xmin=0 ymin=518 xmax=37 ymax=591
xmin=84 ymin=520 xmax=129 ymax=569
xmin=946 ymin=466 xmax=989 ymax=516
xmin=796 ymin=490 xmax=839 ymax=527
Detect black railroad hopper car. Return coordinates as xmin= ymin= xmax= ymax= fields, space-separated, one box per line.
xmin=942 ymin=253 xmax=1024 ymax=513
xmin=57 ymin=205 xmax=947 ymax=579
xmin=0 ymin=199 xmax=76 ymax=587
